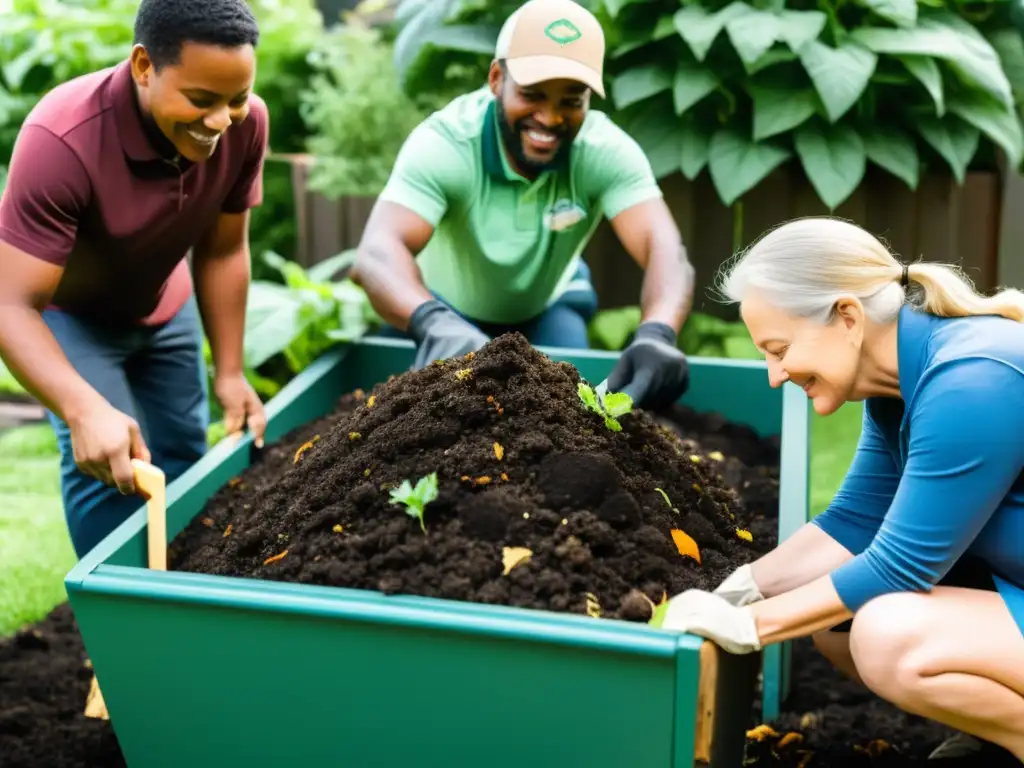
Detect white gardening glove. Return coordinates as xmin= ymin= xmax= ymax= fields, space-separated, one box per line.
xmin=713 ymin=563 xmax=764 ymax=607
xmin=661 ymin=589 xmax=762 ymax=655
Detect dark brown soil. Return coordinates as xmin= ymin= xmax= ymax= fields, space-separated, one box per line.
xmin=0 ymin=603 xmax=125 ymax=768
xmin=170 ymin=333 xmax=772 ymax=620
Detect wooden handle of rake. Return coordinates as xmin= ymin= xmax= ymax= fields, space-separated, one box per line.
xmin=84 ymin=459 xmax=167 ymax=721
xmin=132 ymin=459 xmax=167 ymax=571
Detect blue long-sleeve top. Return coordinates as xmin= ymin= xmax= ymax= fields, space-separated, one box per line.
xmin=815 ymin=304 xmax=1024 ymax=636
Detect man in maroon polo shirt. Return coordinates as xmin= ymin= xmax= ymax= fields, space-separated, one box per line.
xmin=0 ymin=0 xmax=269 ymax=558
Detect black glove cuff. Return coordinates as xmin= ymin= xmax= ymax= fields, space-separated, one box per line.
xmin=408 ymin=299 xmax=450 ymax=343
xmin=633 ymin=321 xmax=677 ymax=346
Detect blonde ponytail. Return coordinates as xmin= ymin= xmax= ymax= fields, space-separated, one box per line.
xmin=716 ymin=217 xmax=1024 ymax=324
xmin=905 ymin=261 xmax=1024 ymax=322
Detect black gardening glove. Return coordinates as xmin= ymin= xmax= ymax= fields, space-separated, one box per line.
xmin=603 ymin=322 xmax=690 ymax=411
xmin=408 ymin=299 xmax=490 ymax=371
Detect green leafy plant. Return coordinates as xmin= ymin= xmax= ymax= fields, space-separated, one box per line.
xmin=243 ymin=249 xmax=380 ymax=373
xmin=578 ymin=381 xmax=634 ymax=431
xmin=594 ymin=0 xmax=1024 ymax=210
xmin=299 ymin=19 xmax=442 ymax=198
xmin=389 ymin=472 xmax=439 ymax=533
xmin=390 ymin=0 xmax=522 ymax=103
xmin=203 ymin=250 xmax=380 ymax=442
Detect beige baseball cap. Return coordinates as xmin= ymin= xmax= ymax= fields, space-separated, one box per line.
xmin=494 ymin=0 xmax=606 ymax=98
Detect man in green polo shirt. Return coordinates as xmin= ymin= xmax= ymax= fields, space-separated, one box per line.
xmin=351 ymin=0 xmax=695 ymax=410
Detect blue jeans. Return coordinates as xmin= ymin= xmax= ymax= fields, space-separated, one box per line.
xmin=374 ymin=260 xmax=600 ymax=347
xmin=42 ymin=297 xmax=209 ymax=559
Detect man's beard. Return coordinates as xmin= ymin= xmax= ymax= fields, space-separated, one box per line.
xmin=495 ymin=98 xmax=574 ymax=175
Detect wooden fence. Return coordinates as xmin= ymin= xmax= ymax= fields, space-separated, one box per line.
xmin=277 ymin=154 xmax=1005 ymax=319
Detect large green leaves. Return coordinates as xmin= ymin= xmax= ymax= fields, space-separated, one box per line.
xmin=947 ymin=91 xmax=1024 ymax=167
xmin=673 ymin=1 xmax=750 ymax=61
xmin=724 ymin=8 xmax=826 ymax=67
xmin=854 ymin=0 xmax=916 ymax=27
xmin=679 ymin=122 xmax=712 ymax=180
xmin=611 ymin=63 xmax=672 ymax=110
xmin=851 ymin=12 xmax=1013 ymax=109
xmin=707 ymin=129 xmax=792 ymax=205
xmin=749 ymin=85 xmax=818 ymax=140
xmin=897 ymin=55 xmax=944 ymax=115
xmin=916 ymin=115 xmax=981 ymax=183
xmin=799 ymin=40 xmax=878 ymax=122
xmin=794 ymin=122 xmax=866 ymax=209
xmin=673 ymin=61 xmax=719 ymax=116
xmin=861 ymin=126 xmax=920 ymax=189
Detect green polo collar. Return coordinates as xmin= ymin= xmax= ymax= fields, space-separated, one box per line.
xmin=481 ymin=99 xmax=569 ymax=184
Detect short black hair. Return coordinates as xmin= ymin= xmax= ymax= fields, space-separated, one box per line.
xmin=134 ymin=0 xmax=260 ymax=70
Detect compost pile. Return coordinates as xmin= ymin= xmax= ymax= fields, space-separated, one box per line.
xmin=170 ymin=333 xmax=770 ymax=621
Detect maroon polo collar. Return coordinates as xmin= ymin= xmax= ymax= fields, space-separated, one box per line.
xmin=109 ymin=59 xmax=189 ymax=167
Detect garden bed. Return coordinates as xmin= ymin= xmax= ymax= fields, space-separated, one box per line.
xmin=169 ymin=333 xmax=775 ymax=622
xmin=3 ymin=330 xmax=1010 ymax=764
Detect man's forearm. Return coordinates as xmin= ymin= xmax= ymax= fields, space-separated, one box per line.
xmin=639 ymin=241 xmax=694 ymax=333
xmin=194 ymin=248 xmax=249 ymax=377
xmin=0 ymin=305 xmax=106 ymax=421
xmin=350 ymin=238 xmax=433 ymax=331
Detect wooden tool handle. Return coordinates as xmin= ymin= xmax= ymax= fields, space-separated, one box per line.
xmin=132 ymin=459 xmax=167 ymax=571
xmin=694 ymin=640 xmax=719 ymax=766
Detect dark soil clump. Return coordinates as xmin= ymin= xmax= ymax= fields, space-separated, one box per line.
xmin=170 ymin=333 xmax=770 ymax=620
xmin=0 ymin=603 xmax=125 ymax=768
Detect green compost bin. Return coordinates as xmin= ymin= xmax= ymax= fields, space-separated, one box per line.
xmin=65 ymin=337 xmax=810 ymax=768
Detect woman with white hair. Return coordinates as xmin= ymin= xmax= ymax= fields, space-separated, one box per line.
xmin=660 ymin=217 xmax=1024 ymax=762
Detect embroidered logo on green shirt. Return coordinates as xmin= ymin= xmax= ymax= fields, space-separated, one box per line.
xmin=544 ymin=19 xmax=583 ymax=45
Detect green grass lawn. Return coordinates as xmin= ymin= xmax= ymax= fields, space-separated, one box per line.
xmin=0 ymin=423 xmax=75 ymax=636
xmin=0 ymin=400 xmax=864 ymax=637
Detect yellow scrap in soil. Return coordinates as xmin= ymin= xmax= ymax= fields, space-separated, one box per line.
xmin=736 ymin=528 xmax=753 ymax=542
xmin=708 ymin=451 xmax=724 ymax=461
xmin=584 ymin=592 xmax=601 ymax=618
xmin=778 ymin=732 xmax=804 ymax=748
xmin=201 ymin=517 xmax=214 ymax=528
xmin=348 ymin=431 xmax=361 ymax=441
xmin=689 ymin=454 xmax=701 ymax=464
xmin=263 ymin=550 xmax=288 ymax=566
xmin=493 ymin=442 xmax=504 ymax=460
xmin=293 ymin=435 xmax=321 ymax=463
xmin=354 ymin=388 xmax=365 ymax=400
xmin=799 ymin=712 xmax=818 ymax=730
xmin=502 ymin=546 xmax=532 ymax=575
xmin=223 ymin=524 xmax=233 ymax=538
xmin=366 ymin=394 xmax=376 ymax=408
xmin=455 ymin=368 xmax=473 ymax=380
xmin=746 ymin=724 xmax=780 ymax=742
xmin=228 ymin=477 xmax=242 ymax=489
xmin=670 ymin=529 xmax=701 ymax=564
xmin=333 ymin=524 xmax=344 ymax=534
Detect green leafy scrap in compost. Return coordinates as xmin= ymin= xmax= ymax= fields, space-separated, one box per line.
xmin=389 ymin=472 xmax=439 ymax=534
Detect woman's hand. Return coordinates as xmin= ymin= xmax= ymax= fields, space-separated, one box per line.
xmin=713 ymin=563 xmax=764 ymax=606
xmin=662 ymin=590 xmax=762 ymax=654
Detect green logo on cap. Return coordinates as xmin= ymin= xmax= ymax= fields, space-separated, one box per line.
xmin=544 ymin=18 xmax=582 ymax=45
